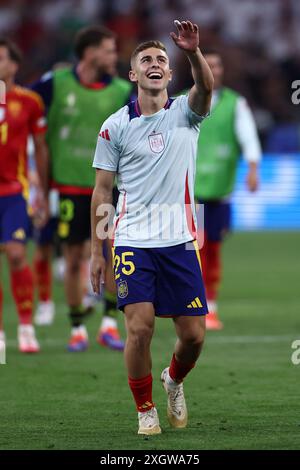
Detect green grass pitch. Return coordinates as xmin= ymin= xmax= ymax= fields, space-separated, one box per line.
xmin=0 ymin=232 xmax=299 ymax=450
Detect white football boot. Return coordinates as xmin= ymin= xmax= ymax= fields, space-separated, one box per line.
xmin=161 ymin=367 xmax=188 ymax=428
xmin=18 ymin=324 xmax=40 ymax=353
xmin=138 ymin=407 xmax=161 ymax=435
xmin=34 ymin=300 xmax=55 ymax=326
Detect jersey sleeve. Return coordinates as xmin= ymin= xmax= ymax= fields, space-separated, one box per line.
xmin=93 ymin=116 xmax=120 ymax=172
xmin=28 ymin=92 xmax=47 ymax=135
xmin=234 ymin=97 xmax=262 ymax=163
xmin=178 ymin=94 xmax=209 ymax=129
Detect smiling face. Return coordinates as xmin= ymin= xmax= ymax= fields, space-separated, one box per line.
xmin=129 ymin=47 xmax=172 ymax=93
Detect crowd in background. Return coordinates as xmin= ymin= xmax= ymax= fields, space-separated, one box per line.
xmin=1 ymin=0 xmax=299 ymax=151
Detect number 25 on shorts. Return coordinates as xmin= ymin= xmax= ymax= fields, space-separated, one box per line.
xmin=113 ymin=251 xmax=136 ymax=280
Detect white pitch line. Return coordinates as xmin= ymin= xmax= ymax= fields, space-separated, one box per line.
xmin=3 ymin=334 xmax=297 ymax=348
xmin=207 ymin=334 xmax=297 ymax=344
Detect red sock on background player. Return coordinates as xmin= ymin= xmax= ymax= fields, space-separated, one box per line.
xmin=201 ymin=232 xmax=221 ymax=301
xmin=34 ymin=258 xmax=52 ymax=302
xmin=205 ymin=240 xmax=221 ymax=301
xmin=201 ymin=233 xmax=223 ymax=330
xmin=10 ymin=265 xmax=34 ymax=324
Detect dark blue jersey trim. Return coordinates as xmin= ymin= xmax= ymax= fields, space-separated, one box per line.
xmin=30 ymin=73 xmax=53 ymax=111
xmin=128 ymin=97 xmax=174 ymax=121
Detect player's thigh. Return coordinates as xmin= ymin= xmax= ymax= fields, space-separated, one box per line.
xmin=34 ymin=242 xmax=53 ymax=262
xmin=58 ymin=194 xmax=91 ymax=244
xmin=63 ymin=242 xmax=86 ymax=270
xmin=124 ymin=302 xmax=155 ymax=339
xmin=4 ymin=241 xmax=27 ymax=267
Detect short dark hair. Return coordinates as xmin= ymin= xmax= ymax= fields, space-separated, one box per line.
xmin=0 ymin=38 xmax=22 ymax=64
xmin=131 ymin=40 xmax=167 ymax=67
xmin=74 ymin=25 xmax=115 ymax=60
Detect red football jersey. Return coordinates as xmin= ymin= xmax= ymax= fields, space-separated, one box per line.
xmin=0 ymin=85 xmax=47 ymax=196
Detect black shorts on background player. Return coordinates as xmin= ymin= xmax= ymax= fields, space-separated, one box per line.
xmin=57 ymin=187 xmax=119 ymax=245
xmin=58 ymin=194 xmax=91 ymax=244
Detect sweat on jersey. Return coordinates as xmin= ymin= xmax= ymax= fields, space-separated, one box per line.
xmin=93 ymin=95 xmax=208 ymax=248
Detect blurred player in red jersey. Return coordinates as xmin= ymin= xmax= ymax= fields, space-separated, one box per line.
xmin=0 ymin=38 xmax=48 ymax=353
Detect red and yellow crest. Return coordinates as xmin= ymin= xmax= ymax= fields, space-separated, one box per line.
xmin=8 ymin=100 xmax=22 ymax=117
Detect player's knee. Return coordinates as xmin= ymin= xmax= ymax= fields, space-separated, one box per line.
xmin=6 ymin=244 xmax=26 ymax=270
xmin=66 ymin=256 xmax=83 ymax=275
xmin=8 ymin=254 xmax=25 ymax=270
xmin=67 ymin=261 xmax=81 ymax=275
xmin=127 ymin=323 xmax=154 ymax=351
xmin=188 ymin=334 xmax=204 ymax=350
xmin=35 ymin=244 xmax=52 ymax=262
xmin=182 ymin=326 xmax=205 ymax=348
xmin=65 ymin=246 xmax=85 ymax=275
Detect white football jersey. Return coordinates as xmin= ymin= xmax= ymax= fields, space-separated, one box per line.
xmin=93 ymin=94 xmax=207 ymax=247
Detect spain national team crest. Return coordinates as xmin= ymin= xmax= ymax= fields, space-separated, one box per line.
xmin=8 ymin=100 xmax=22 ymax=117
xmin=148 ymin=132 xmax=165 ymax=153
xmin=12 ymin=228 xmax=26 ymax=241
xmin=118 ymin=280 xmax=128 ymax=299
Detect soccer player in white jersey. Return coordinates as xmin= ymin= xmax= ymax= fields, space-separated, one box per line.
xmin=90 ymin=20 xmax=214 ymax=435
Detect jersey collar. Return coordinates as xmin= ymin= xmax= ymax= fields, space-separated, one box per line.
xmin=129 ymin=98 xmax=174 ymax=120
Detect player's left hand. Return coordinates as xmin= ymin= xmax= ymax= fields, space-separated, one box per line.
xmin=32 ymin=191 xmax=50 ymax=228
xmin=170 ymin=20 xmax=199 ymax=53
xmin=90 ymin=254 xmax=106 ymax=295
xmin=246 ymin=167 xmax=259 ymax=192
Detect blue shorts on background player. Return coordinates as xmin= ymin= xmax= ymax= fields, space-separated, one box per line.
xmin=0 ymin=194 xmax=31 ymax=244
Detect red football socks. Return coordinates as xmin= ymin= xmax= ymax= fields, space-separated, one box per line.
xmin=169 ymin=353 xmax=195 ymax=383
xmin=201 ymin=235 xmax=221 ymax=302
xmin=10 ymin=265 xmax=34 ymax=325
xmin=34 ymin=258 xmax=52 ymax=302
xmin=128 ymin=374 xmax=154 ymax=412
